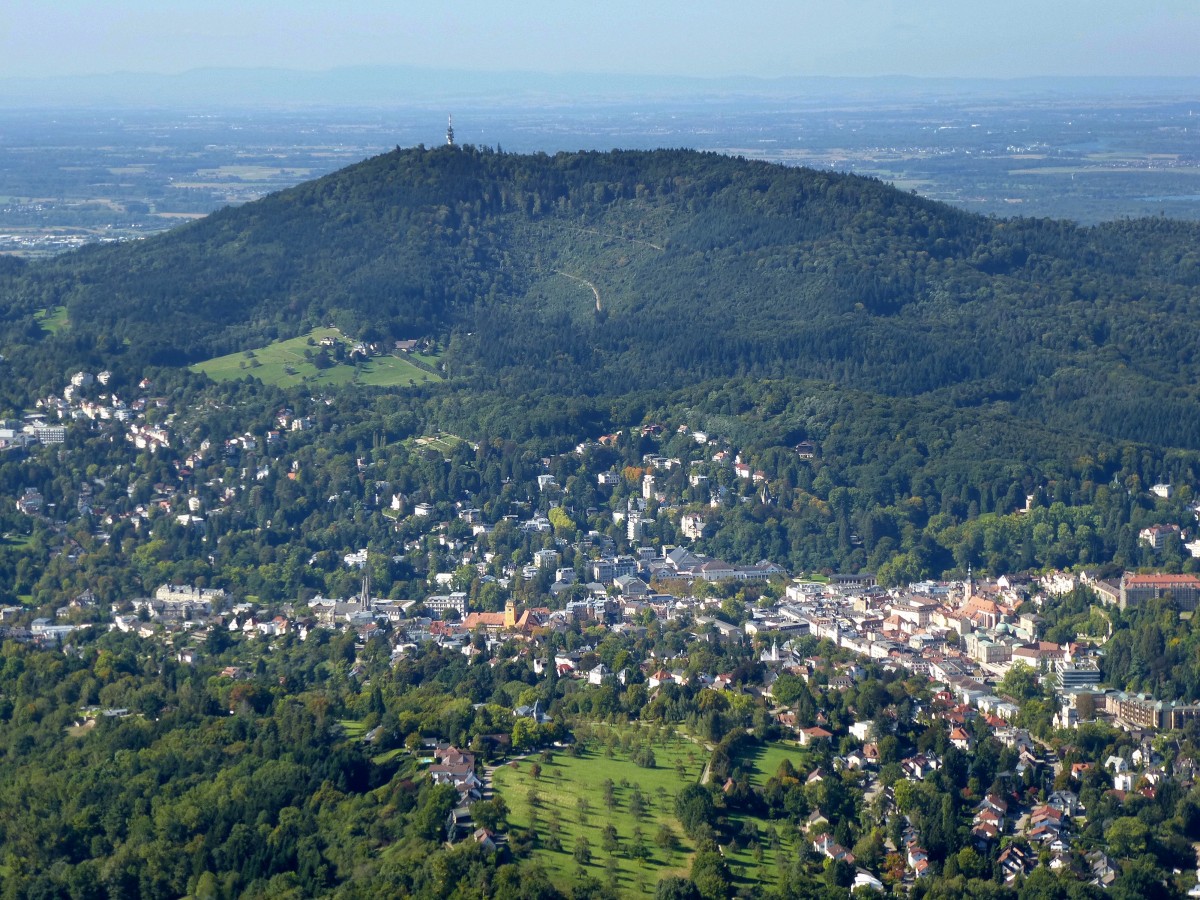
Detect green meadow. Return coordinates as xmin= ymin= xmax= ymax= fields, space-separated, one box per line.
xmin=191 ymin=327 xmax=441 ymax=388
xmin=410 ymin=432 xmax=471 ymax=456
xmin=494 ymin=734 xmax=701 ymax=897
xmin=493 ymin=729 xmax=806 ymax=896
xmin=736 ymin=739 xmax=813 ymax=788
xmin=36 ymin=306 xmax=69 ymax=334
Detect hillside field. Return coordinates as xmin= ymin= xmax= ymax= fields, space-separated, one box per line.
xmin=190 ymin=327 xmax=441 ymax=388
xmin=493 ymin=728 xmax=801 ymax=897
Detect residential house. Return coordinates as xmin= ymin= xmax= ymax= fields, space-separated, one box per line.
xmin=798 ymin=726 xmax=833 ymax=746
xmin=813 ymin=833 xmax=855 ymax=864
xmin=949 ymin=727 xmax=973 ymax=752
xmin=998 ymin=844 xmax=1035 ymax=882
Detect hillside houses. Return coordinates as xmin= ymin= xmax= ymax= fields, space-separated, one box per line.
xmin=12 ymin=357 xmax=1200 ymax=897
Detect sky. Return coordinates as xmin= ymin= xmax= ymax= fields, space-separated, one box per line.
xmin=0 ymin=1 xmax=1197 ymax=80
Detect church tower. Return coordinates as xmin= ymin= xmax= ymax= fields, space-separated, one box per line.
xmin=504 ymin=598 xmax=517 ymax=629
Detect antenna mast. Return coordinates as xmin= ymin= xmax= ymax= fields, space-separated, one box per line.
xmin=446 ymin=114 xmax=455 ymax=147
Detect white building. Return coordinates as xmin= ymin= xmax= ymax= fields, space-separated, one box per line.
xmin=423 ymin=592 xmax=467 ymax=617
xmin=681 ymin=512 xmax=706 ymax=541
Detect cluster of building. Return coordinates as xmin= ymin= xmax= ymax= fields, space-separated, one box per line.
xmin=1090 ymin=572 xmax=1200 ymax=611
xmin=0 ymin=418 xmax=67 ymax=452
xmin=14 ymin=373 xmax=1200 ymax=888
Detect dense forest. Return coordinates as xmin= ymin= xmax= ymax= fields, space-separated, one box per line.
xmin=2 ymin=146 xmax=1200 ymax=449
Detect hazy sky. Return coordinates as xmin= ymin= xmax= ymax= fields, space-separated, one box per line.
xmin=1 ymin=1 xmax=1197 ymax=80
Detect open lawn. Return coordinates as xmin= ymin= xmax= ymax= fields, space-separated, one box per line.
xmin=355 ymin=355 xmax=439 ymax=387
xmin=191 ymin=327 xmax=441 ymax=388
xmin=792 ymin=573 xmax=830 ymax=584
xmin=719 ymin=810 xmax=801 ymax=894
xmin=337 ymin=719 xmax=367 ymax=740
xmin=411 ymin=432 xmax=471 ymax=456
xmin=1 ymin=530 xmax=38 ymax=604
xmin=36 ymin=306 xmax=68 ymax=334
xmin=495 ymin=729 xmax=805 ymax=895
xmin=738 ymin=740 xmax=810 ymax=788
xmin=494 ymin=731 xmax=704 ymax=897
xmin=0 ymin=532 xmax=34 ymax=549
xmin=714 ymin=739 xmax=814 ymax=891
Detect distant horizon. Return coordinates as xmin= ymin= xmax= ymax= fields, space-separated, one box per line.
xmin=10 ymin=63 xmax=1200 ymax=85
xmin=1 ymin=2 xmax=1197 ymax=83
xmin=3 ymin=65 xmax=1200 ymax=111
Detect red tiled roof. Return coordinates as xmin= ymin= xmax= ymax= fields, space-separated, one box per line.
xmin=463 ymin=612 xmax=506 ymax=629
xmin=1125 ymin=574 xmax=1200 ymax=586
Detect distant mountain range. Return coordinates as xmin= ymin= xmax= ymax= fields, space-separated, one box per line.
xmin=3 ymin=66 xmax=1200 ymax=108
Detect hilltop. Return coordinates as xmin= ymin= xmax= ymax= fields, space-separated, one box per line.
xmin=3 ymin=146 xmax=1200 ymax=448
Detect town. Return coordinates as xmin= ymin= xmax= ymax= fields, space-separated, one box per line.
xmin=5 ymin=364 xmax=1200 ymax=896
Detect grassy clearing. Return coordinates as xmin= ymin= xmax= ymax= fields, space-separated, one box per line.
xmin=355 ymin=355 xmax=439 ymax=387
xmin=715 ymin=739 xmax=813 ymax=892
xmin=411 ymin=432 xmax=471 ymax=456
xmin=66 ymin=719 xmax=97 ymax=739
xmin=337 ymin=719 xmax=367 ymax=739
xmin=494 ymin=731 xmax=704 ymax=896
xmin=191 ymin=327 xmax=441 ymax=388
xmin=738 ymin=739 xmax=807 ymax=788
xmin=411 ymin=351 xmax=440 ymax=367
xmin=494 ymin=728 xmax=804 ymax=895
xmin=36 ymin=306 xmax=68 ymax=334
xmin=1 ymin=531 xmax=34 ymax=549
xmin=720 ymin=810 xmax=801 ymax=894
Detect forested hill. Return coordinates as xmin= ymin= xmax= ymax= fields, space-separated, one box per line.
xmin=5 ymin=145 xmax=1200 ymax=447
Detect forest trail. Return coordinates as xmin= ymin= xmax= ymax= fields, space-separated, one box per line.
xmin=570 ymin=226 xmax=664 ymax=252
xmin=554 ymin=270 xmax=602 ymax=312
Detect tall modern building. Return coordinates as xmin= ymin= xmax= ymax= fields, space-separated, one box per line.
xmin=1055 ymin=658 xmax=1102 ymax=693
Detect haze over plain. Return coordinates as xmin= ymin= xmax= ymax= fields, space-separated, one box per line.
xmin=1 ymin=1 xmax=1198 ymax=80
